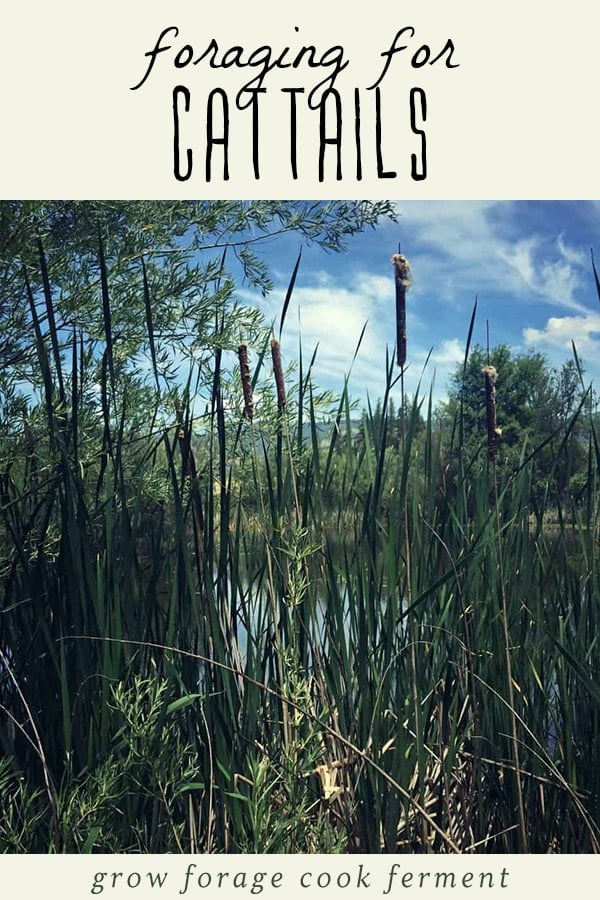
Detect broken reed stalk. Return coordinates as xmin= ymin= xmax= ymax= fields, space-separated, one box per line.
xmin=392 ymin=252 xmax=412 ymax=369
xmin=271 ymin=338 xmax=287 ymax=411
xmin=237 ymin=343 xmax=254 ymax=420
xmin=482 ymin=365 xmax=501 ymax=460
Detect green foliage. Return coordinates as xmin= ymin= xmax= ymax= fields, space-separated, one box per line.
xmin=1 ymin=676 xmax=202 ymax=852
xmin=0 ymin=200 xmax=395 ymax=427
xmin=1 ymin=206 xmax=600 ymax=853
xmin=442 ymin=344 xmax=590 ymax=508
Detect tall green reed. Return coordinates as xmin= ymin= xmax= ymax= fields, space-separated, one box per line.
xmin=1 ymin=237 xmax=599 ymax=852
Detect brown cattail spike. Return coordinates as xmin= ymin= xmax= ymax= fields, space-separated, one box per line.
xmin=391 ymin=252 xmax=412 ymax=369
xmin=482 ymin=365 xmax=501 ymax=460
xmin=237 ymin=343 xmax=254 ymax=420
xmin=271 ymin=339 xmax=287 ymax=411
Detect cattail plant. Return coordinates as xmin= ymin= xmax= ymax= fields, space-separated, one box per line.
xmin=237 ymin=343 xmax=254 ymax=420
xmin=482 ymin=360 xmax=527 ymax=848
xmin=5 ymin=240 xmax=600 ymax=854
xmin=391 ymin=252 xmax=412 ymax=368
xmin=482 ymin=365 xmax=502 ymax=460
xmin=271 ymin=338 xmax=287 ymax=411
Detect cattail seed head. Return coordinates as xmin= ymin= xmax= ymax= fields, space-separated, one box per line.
xmin=482 ymin=365 xmax=500 ymax=460
xmin=392 ymin=252 xmax=412 ymax=369
xmin=391 ymin=253 xmax=412 ymax=288
xmin=271 ymin=338 xmax=287 ymax=411
xmin=237 ymin=343 xmax=254 ymax=420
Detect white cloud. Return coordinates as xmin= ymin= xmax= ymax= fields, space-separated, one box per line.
xmin=388 ymin=201 xmax=589 ymax=313
xmin=353 ymin=272 xmax=395 ymax=303
xmin=557 ymin=233 xmax=587 ymax=267
xmin=524 ymin=314 xmax=600 ymax=355
xmin=498 ymin=238 xmax=586 ymax=312
xmin=431 ymin=338 xmax=465 ymax=366
xmin=240 ymin=269 xmax=467 ymax=405
xmin=238 ymin=203 xmax=598 ymax=405
xmin=501 ymin=237 xmax=538 ymax=285
xmin=240 ymin=279 xmax=382 ymax=396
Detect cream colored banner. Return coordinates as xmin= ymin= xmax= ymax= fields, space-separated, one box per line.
xmin=1 ymin=0 xmax=599 ymax=198
xmin=0 ymin=854 xmax=599 ymax=898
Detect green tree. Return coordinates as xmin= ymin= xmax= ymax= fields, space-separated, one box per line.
xmin=0 ymin=201 xmax=395 ymax=405
xmin=0 ymin=201 xmax=396 ymax=787
xmin=442 ymin=344 xmax=587 ymax=508
xmin=0 ymin=200 xmax=398 ymax=507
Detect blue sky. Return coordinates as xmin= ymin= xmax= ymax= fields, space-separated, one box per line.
xmin=236 ymin=201 xmax=600 ymax=407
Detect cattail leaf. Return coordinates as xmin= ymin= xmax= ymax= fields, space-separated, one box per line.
xmin=24 ymin=267 xmax=55 ymax=441
xmin=352 ymin=321 xmax=368 ymax=364
xmin=98 ymin=231 xmax=116 ymax=401
xmin=591 ymin=248 xmax=600 ymax=304
xmin=250 ymin=331 xmax=271 ymax=391
xmin=37 ymin=237 xmax=65 ymax=406
xmin=237 ymin=343 xmax=254 ymax=420
xmin=463 ymin=297 xmax=478 ymax=375
xmin=167 ymin=693 xmax=206 ymax=714
xmin=549 ymin=635 xmax=600 ymax=705
xmin=279 ymin=247 xmax=302 ymax=340
xmin=173 ymin=782 xmax=207 ymax=797
xmin=141 ymin=256 xmax=160 ymax=392
xmin=81 ymin=826 xmax=102 ymax=854
xmin=71 ymin=324 xmax=78 ymax=462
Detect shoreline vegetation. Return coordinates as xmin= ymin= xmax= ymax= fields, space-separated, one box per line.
xmin=1 ymin=202 xmax=599 ymax=852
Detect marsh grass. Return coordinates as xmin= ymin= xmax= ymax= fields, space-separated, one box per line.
xmin=1 ymin=242 xmax=600 ymax=852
